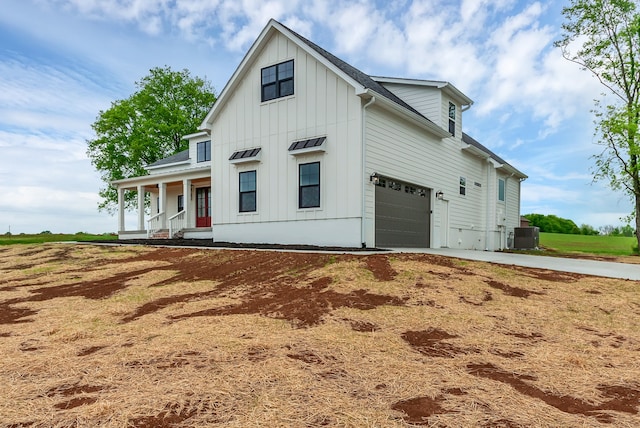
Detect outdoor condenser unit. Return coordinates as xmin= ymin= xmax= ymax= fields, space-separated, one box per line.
xmin=513 ymin=227 xmax=540 ymax=249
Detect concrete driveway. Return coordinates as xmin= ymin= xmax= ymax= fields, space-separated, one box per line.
xmin=392 ymin=248 xmax=640 ymax=281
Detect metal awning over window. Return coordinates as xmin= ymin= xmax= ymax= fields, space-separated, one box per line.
xmin=229 ymin=147 xmax=262 ymax=164
xmin=288 ymin=137 xmax=326 ymax=155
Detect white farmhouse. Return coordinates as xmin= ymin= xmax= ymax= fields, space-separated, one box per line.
xmin=112 ymin=19 xmax=527 ymax=250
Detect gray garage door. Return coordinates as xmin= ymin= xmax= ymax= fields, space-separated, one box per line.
xmin=375 ymin=178 xmax=430 ymax=248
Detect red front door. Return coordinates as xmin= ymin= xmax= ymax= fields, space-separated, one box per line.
xmin=196 ymin=187 xmax=211 ymax=227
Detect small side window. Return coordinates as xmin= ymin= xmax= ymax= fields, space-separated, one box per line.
xmin=459 ymin=176 xmax=466 ymax=196
xmin=448 ymin=102 xmax=456 ymax=136
xmin=498 ymin=178 xmax=505 ymax=202
xmin=197 ymin=141 xmax=211 ymax=162
xmin=177 ymin=195 xmax=184 ymax=212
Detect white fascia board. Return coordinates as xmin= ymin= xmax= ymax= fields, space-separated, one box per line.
xmin=182 ymin=131 xmax=209 ymax=140
xmin=200 ymin=20 xmax=278 ymax=129
xmin=274 ymin=22 xmax=366 ymax=94
xmin=360 ymin=89 xmax=450 ymax=138
xmin=111 ymin=166 xmax=210 ymax=188
xmin=462 ymin=144 xmax=527 ymax=179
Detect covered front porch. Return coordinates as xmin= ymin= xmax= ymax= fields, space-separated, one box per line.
xmin=112 ymin=169 xmax=212 ymax=240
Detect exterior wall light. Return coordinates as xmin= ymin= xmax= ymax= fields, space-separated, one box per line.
xmin=436 ymin=190 xmax=444 ymax=200
xmin=370 ymin=173 xmax=380 ymax=185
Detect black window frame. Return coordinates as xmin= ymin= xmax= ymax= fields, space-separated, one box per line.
xmin=177 ymin=194 xmax=184 ymax=212
xmin=298 ymin=162 xmax=320 ymax=209
xmin=197 ymin=140 xmax=211 ymax=163
xmin=239 ymin=170 xmax=257 ymax=213
xmin=448 ymin=102 xmax=456 ymax=136
xmin=261 ymin=60 xmax=294 ymax=102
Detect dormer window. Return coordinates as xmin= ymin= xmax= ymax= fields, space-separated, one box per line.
xmin=197 ymin=140 xmax=211 ymax=162
xmin=261 ymin=60 xmax=294 ymax=102
xmin=448 ymin=103 xmax=456 ymax=136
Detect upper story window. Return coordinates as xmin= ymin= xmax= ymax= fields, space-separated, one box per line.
xmin=261 ymin=60 xmax=294 ymax=102
xmin=448 ymin=102 xmax=456 ymax=136
xmin=459 ymin=176 xmax=466 ymax=196
xmin=498 ymin=178 xmax=506 ymax=202
xmin=197 ymin=140 xmax=211 ymax=162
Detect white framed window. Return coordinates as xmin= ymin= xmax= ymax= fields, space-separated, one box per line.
xmin=459 ymin=176 xmax=466 ymax=196
xmin=498 ymin=178 xmax=505 ymax=202
xmin=448 ymin=102 xmax=456 ymax=136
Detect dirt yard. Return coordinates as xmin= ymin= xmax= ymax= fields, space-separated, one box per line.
xmin=0 ymin=243 xmax=639 ymax=427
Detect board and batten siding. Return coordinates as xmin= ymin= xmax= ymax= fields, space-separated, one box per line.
xmin=364 ymin=104 xmax=491 ymax=249
xmin=210 ymin=32 xmax=363 ymax=246
xmin=378 ymin=83 xmax=443 ymax=127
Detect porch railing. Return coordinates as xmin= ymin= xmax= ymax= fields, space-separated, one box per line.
xmin=147 ymin=212 xmax=165 ymax=238
xmin=169 ymin=210 xmax=186 ymax=238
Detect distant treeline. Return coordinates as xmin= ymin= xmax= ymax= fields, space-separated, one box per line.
xmin=523 ymin=214 xmax=635 ymax=236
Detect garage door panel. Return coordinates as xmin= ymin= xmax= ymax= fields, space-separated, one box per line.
xmin=375 ymin=179 xmax=430 ymax=248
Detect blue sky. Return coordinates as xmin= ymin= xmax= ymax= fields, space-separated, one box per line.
xmin=0 ymin=0 xmax=630 ymax=234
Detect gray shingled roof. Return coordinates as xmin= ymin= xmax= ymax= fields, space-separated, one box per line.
xmin=462 ymin=133 xmax=521 ymax=173
xmin=146 ymin=149 xmax=189 ymax=168
xmin=282 ymin=23 xmax=432 ymax=123
xmin=282 ymin=22 xmax=520 ymax=174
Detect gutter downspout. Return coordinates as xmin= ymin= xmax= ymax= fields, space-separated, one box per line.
xmin=485 ymin=158 xmax=492 ymax=251
xmin=504 ymin=173 xmax=514 ymax=249
xmin=361 ymin=95 xmax=376 ymax=248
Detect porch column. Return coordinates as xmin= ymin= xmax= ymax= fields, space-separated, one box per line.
xmin=137 ymin=185 xmax=145 ymax=231
xmin=117 ymin=186 xmax=125 ymax=232
xmin=183 ymin=179 xmax=191 ymax=228
xmin=158 ymin=182 xmax=167 ymax=228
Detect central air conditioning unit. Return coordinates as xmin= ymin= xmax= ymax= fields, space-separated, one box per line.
xmin=513 ymin=227 xmax=539 ymax=249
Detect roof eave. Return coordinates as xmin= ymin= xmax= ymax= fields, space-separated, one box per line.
xmin=462 ymin=144 xmax=527 ymax=178
xmin=360 ymin=89 xmax=450 ymax=138
xmin=372 ymin=76 xmax=474 ymax=106
xmin=145 ymin=160 xmax=191 ymax=171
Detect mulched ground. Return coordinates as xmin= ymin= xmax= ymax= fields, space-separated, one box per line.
xmin=1 ymin=244 xmax=639 ymax=426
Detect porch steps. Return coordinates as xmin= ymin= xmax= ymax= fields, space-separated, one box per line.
xmin=150 ymin=229 xmax=170 ymax=239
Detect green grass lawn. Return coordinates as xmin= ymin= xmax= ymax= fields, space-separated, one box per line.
xmin=540 ymin=232 xmax=637 ymax=256
xmin=0 ymin=233 xmax=118 ymax=245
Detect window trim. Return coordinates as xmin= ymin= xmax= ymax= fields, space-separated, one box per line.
xmin=261 ymin=60 xmax=294 ymax=102
xmin=459 ymin=176 xmax=466 ymax=196
xmin=498 ymin=178 xmax=506 ymax=202
xmin=298 ymin=161 xmax=320 ymax=209
xmin=448 ymin=102 xmax=456 ymax=136
xmin=239 ymin=170 xmax=257 ymax=213
xmin=197 ymin=140 xmax=211 ymax=163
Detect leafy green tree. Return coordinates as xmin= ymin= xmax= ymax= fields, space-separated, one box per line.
xmin=621 ymin=224 xmax=635 ymax=236
xmin=87 ymin=66 xmax=216 ymax=213
xmin=524 ymin=213 xmax=580 ymax=234
xmin=556 ymin=0 xmax=640 ymax=249
xmin=580 ymin=224 xmax=599 ymax=235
